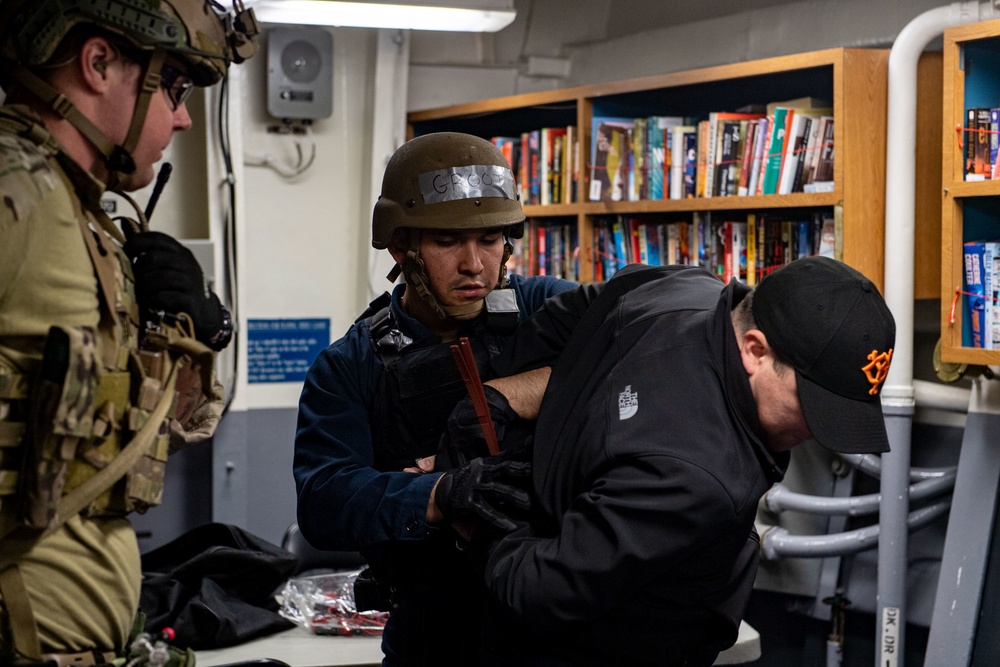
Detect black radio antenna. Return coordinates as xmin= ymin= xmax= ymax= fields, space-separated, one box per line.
xmin=144 ymin=162 xmax=173 ymax=222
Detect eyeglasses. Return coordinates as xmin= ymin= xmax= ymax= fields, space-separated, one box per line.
xmin=160 ymin=63 xmax=195 ymax=111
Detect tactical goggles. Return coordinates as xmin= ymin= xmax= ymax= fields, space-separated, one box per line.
xmin=160 ymin=62 xmax=194 ymax=111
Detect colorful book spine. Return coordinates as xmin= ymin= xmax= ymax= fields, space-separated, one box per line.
xmin=528 ymin=130 xmax=541 ymax=204
xmin=992 ymin=109 xmax=1000 ymax=180
xmin=696 ymin=120 xmax=710 ymax=198
xmin=737 ymin=120 xmax=757 ymax=196
xmin=683 ymin=130 xmax=698 ymax=198
xmin=611 ymin=217 xmax=629 ymax=270
xmin=976 ymin=108 xmax=992 ymax=179
xmin=966 ymin=109 xmax=981 ymax=182
xmin=667 ymin=125 xmax=693 ymax=200
xmin=761 ymin=107 xmax=790 ymax=195
xmin=647 ymin=120 xmax=665 ymax=200
xmin=964 ymin=241 xmax=988 ymax=348
xmin=990 ymin=242 xmax=1000 ymax=349
xmin=747 ymin=117 xmax=768 ymax=197
xmin=536 ymin=224 xmax=547 ymax=276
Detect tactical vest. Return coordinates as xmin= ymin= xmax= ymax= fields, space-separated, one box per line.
xmin=0 ymin=109 xmax=192 ymax=540
xmin=0 ymin=108 xmax=217 ymax=662
xmin=364 ymin=294 xmax=505 ymax=472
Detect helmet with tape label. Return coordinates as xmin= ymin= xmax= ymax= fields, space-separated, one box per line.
xmin=372 ymin=132 xmax=525 ymax=249
xmin=0 ymin=0 xmax=259 ymax=87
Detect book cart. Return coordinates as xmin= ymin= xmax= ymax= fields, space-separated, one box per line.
xmin=409 ymin=47 xmax=941 ymax=296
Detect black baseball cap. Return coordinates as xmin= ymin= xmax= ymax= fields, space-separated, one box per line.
xmin=753 ymin=257 xmax=896 ymax=454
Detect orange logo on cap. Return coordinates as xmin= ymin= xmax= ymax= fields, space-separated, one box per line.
xmin=862 ymin=349 xmax=893 ymax=395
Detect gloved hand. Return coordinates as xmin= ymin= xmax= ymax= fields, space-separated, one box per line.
xmin=124 ymin=231 xmax=232 ymax=350
xmin=434 ymin=454 xmax=531 ymax=533
xmin=435 ymin=385 xmax=518 ymax=471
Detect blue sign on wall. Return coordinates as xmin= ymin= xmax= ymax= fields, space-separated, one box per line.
xmin=247 ymin=318 xmax=330 ymax=384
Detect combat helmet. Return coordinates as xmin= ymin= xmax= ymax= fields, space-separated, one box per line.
xmin=0 ymin=0 xmax=259 ymax=188
xmin=373 ymin=132 xmax=525 ymax=319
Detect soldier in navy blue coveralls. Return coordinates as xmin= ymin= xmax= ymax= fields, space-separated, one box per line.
xmin=293 ymin=133 xmax=573 ymax=666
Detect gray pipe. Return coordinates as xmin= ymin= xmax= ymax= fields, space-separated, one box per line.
xmin=839 ymin=453 xmax=956 ymax=481
xmin=760 ymin=501 xmax=951 ymax=561
xmin=764 ymin=473 xmax=956 ymax=516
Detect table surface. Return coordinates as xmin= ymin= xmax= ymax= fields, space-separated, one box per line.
xmin=195 ymin=627 xmax=383 ymax=667
xmin=195 ymin=620 xmax=760 ymax=666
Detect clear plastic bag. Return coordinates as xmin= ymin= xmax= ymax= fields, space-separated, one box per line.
xmin=277 ymin=569 xmax=389 ymax=636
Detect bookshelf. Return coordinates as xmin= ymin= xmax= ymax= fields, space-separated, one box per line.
xmin=409 ymin=47 xmax=940 ymax=295
xmin=941 ymin=20 xmax=1000 ymax=365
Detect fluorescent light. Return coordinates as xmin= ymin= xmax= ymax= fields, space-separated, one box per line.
xmin=251 ymin=0 xmax=516 ymax=32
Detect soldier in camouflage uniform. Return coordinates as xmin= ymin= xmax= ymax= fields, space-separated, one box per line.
xmin=0 ymin=1 xmax=258 ymax=664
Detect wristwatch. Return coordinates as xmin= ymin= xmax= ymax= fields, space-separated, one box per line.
xmin=209 ymin=304 xmax=234 ymax=351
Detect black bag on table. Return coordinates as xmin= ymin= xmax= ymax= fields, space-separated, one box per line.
xmin=140 ymin=522 xmax=298 ymax=649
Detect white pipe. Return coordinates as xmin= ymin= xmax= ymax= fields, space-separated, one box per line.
xmin=885 ymin=3 xmax=988 ymax=392
xmin=913 ymin=379 xmax=972 ymax=413
xmin=827 ymin=639 xmax=843 ymax=667
xmin=882 ymin=5 xmax=994 ymax=667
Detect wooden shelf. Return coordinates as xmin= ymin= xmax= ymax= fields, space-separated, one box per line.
xmin=410 ymin=47 xmax=940 ymax=292
xmin=945 ymin=179 xmax=1000 ymax=198
xmin=940 ymin=19 xmax=1000 ymax=365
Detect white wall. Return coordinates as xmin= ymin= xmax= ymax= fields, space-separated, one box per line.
xmin=238 ymin=26 xmax=378 ymax=410
xmin=129 ymin=25 xmax=405 ymax=544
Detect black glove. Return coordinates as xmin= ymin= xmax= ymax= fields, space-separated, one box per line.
xmin=436 ymin=385 xmax=518 ymax=471
xmin=434 ymin=454 xmax=531 ymax=533
xmin=124 ymin=231 xmax=233 ymax=350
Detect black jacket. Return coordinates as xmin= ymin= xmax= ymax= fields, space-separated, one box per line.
xmin=485 ymin=265 xmax=789 ymax=666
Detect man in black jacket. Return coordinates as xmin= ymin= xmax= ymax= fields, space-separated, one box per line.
xmin=448 ymin=257 xmax=895 ymax=667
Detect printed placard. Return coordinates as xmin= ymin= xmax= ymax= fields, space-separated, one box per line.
xmin=248 ymin=318 xmax=330 ymax=384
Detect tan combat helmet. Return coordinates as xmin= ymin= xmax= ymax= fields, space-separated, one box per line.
xmin=0 ymin=0 xmax=259 ymax=188
xmin=373 ymin=132 xmax=525 ymax=319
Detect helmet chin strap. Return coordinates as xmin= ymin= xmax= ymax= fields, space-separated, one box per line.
xmin=11 ymin=49 xmax=164 ymax=192
xmin=499 ymin=235 xmax=513 ymax=288
xmin=113 ymin=49 xmax=164 ymax=190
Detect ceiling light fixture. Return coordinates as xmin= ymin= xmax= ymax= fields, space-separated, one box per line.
xmin=250 ymin=0 xmax=516 ymax=32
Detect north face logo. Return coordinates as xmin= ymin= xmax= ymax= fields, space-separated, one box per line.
xmin=618 ymin=385 xmax=638 ymax=420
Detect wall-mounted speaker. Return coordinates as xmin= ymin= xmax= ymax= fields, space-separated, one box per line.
xmin=267 ymin=27 xmax=333 ymax=120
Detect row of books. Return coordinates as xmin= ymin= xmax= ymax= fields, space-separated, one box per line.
xmin=963 ymin=107 xmax=1000 ymax=181
xmin=508 ymin=222 xmax=580 ymax=281
xmin=587 ymin=99 xmax=835 ymax=202
xmin=962 ymin=241 xmax=1000 ymax=348
xmin=504 ymin=212 xmax=837 ymax=284
xmin=493 ymin=127 xmax=580 ymax=206
xmin=588 ymin=116 xmax=697 ymax=202
xmin=592 ymin=212 xmax=836 ymax=283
